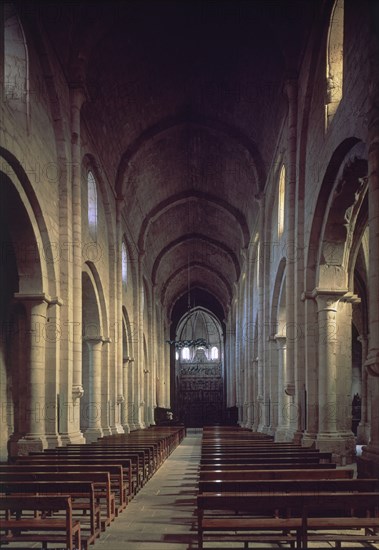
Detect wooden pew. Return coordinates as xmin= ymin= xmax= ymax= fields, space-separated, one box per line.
xmin=1 ymin=471 xmax=115 ymax=529
xmin=201 ymin=448 xmax=332 ymax=462
xmin=199 ymin=462 xmax=337 ymax=470
xmin=39 ymin=448 xmax=144 ymax=485
xmin=199 ymin=468 xmax=354 ymax=481
xmin=200 ymin=453 xmax=332 ymax=465
xmin=1 ymin=481 xmax=100 ymax=548
xmin=197 ymin=491 xmax=379 ymax=549
xmin=0 ymin=462 xmax=126 ymax=512
xmin=14 ymin=456 xmax=133 ymax=502
xmin=0 ymin=495 xmax=81 ymax=550
xmin=198 ymin=477 xmax=378 ymax=494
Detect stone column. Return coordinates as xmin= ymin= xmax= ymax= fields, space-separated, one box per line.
xmin=357 ymin=334 xmax=370 ymax=444
xmin=314 ymin=292 xmax=355 ymax=463
xmin=83 ymin=337 xmax=104 ymax=442
xmin=114 ymin=197 xmax=125 ymax=433
xmin=256 ymin=194 xmax=266 ymax=432
xmin=251 ymin=358 xmax=259 ymax=431
xmin=127 ymin=357 xmax=137 ymax=431
xmin=135 ymin=252 xmax=145 ymax=429
xmin=315 ymin=293 xmax=339 ymax=435
xmin=361 ymin=11 xmax=379 ymax=471
xmin=70 ymin=84 xmax=86 ymax=438
xmin=121 ymin=357 xmax=131 ymax=433
xmin=10 ymin=295 xmax=50 ymax=454
xmin=44 ymin=298 xmax=64 ymax=449
xmin=274 ymin=335 xmax=291 ymax=441
xmin=284 ymin=79 xmax=297 ymax=437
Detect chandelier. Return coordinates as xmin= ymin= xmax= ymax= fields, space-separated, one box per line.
xmin=166 ymin=336 xmax=209 ymax=350
xmin=167 ymin=228 xmax=209 ymax=350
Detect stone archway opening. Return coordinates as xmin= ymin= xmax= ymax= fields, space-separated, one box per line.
xmin=173 ymin=307 xmax=224 ymax=427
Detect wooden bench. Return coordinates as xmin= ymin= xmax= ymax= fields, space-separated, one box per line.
xmin=199 ymin=468 xmax=354 ymax=481
xmin=199 ymin=462 xmax=337 ymax=470
xmin=198 ymin=477 xmax=378 ymax=494
xmin=0 ymin=495 xmax=81 ymax=550
xmin=1 ymin=480 xmax=100 ymax=548
xmin=38 ymin=448 xmax=144 ymax=488
xmin=200 ymin=454 xmax=332 ymax=465
xmin=1 ymin=470 xmax=115 ymax=529
xmin=0 ymin=462 xmax=126 ymax=512
xmin=197 ymin=491 xmax=379 ymax=549
xmin=65 ymin=444 xmax=155 ymax=478
xmin=16 ymin=455 xmax=134 ymax=497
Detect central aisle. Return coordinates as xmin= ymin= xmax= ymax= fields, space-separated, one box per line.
xmin=95 ymin=430 xmax=202 ymax=550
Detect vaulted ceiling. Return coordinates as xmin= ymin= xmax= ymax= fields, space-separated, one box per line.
xmin=35 ymin=0 xmax=318 ymax=322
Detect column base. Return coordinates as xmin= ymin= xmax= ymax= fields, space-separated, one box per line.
xmin=128 ymin=423 xmax=138 ymax=431
xmin=60 ymin=431 xmax=86 ymax=446
xmin=101 ymin=426 xmax=114 ymax=437
xmin=122 ymin=423 xmax=131 ymax=434
xmin=110 ymin=423 xmax=124 ymax=434
xmin=84 ymin=427 xmax=104 ymax=443
xmin=301 ymin=432 xmax=317 ymax=448
xmin=274 ymin=426 xmax=293 ymax=442
xmin=133 ymin=421 xmax=146 ymax=430
xmin=45 ymin=434 xmax=63 ymax=449
xmin=315 ymin=431 xmax=356 ymax=464
xmin=356 ymin=422 xmax=370 ymax=445
xmin=8 ymin=433 xmax=48 ymax=457
xmin=357 ymin=444 xmax=379 ymax=478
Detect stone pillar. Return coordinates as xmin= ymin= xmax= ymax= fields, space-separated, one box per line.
xmin=256 ymin=194 xmax=266 ymax=432
xmin=70 ymin=84 xmax=86 ymax=439
xmin=135 ymin=253 xmax=145 ymax=429
xmin=274 ymin=335 xmax=292 ymax=441
xmin=301 ymin=292 xmax=319 ymax=447
xmin=10 ymin=295 xmax=49 ymax=454
xmin=114 ymin=197 xmax=125 ymax=433
xmin=360 ymin=11 xmax=379 ymax=472
xmin=251 ymin=357 xmax=259 ymax=431
xmin=127 ymin=358 xmax=137 ymax=431
xmin=83 ymin=337 xmax=104 ymax=442
xmin=121 ymin=357 xmax=131 ymax=433
xmin=44 ymin=299 xmax=64 ymax=449
xmin=357 ymin=334 xmax=370 ymax=444
xmin=314 ymin=292 xmax=355 ymax=463
xmin=284 ymin=79 xmax=297 ymax=438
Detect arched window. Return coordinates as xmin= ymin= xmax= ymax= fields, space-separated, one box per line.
xmin=182 ymin=347 xmax=190 ymax=360
xmin=87 ymin=171 xmax=98 ymax=238
xmin=211 ymin=346 xmax=219 ymax=360
xmin=278 ymin=164 xmax=286 ymax=239
xmin=4 ymin=3 xmax=29 ymax=116
xmin=122 ymin=241 xmax=128 ymax=285
xmin=325 ymin=0 xmax=344 ymax=129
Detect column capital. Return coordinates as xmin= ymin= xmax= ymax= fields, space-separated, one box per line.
xmin=284 ymin=77 xmax=298 ymax=101
xmin=365 ymin=350 xmax=379 ymax=377
xmin=14 ymin=292 xmax=55 ymax=306
xmin=274 ymin=334 xmax=287 ymax=349
xmin=72 ymin=385 xmax=84 ymax=401
xmin=311 ymin=288 xmax=348 ymax=311
xmin=68 ymin=81 xmax=88 ymax=107
xmin=83 ymin=336 xmax=105 ymax=347
xmin=116 ymin=195 xmax=125 ymax=208
xmin=253 ymin=191 xmax=265 ymax=205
